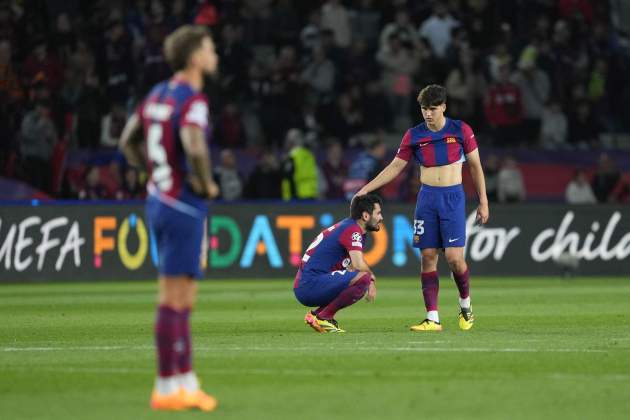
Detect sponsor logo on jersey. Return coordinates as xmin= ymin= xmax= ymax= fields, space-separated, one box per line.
xmin=446 ymin=137 xmax=457 ymax=143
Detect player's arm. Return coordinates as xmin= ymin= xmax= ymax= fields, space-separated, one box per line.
xmin=180 ymin=125 xmax=219 ymax=199
xmin=466 ymin=149 xmax=489 ymax=224
xmin=349 ymin=250 xmax=376 ymax=302
xmin=355 ymin=157 xmax=407 ymax=197
xmin=119 ymin=114 xmax=147 ymax=170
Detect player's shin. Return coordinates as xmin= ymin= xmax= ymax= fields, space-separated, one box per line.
xmin=421 ymin=271 xmax=439 ymax=322
xmin=453 ymin=268 xmax=470 ymax=308
xmin=155 ymin=305 xmax=181 ymax=395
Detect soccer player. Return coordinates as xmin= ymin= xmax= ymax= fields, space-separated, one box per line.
xmin=355 ymin=84 xmax=489 ymax=331
xmin=294 ymin=194 xmax=382 ymax=333
xmin=119 ymin=25 xmax=219 ymax=411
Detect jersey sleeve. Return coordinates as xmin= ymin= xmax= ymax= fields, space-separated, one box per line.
xmin=395 ymin=129 xmax=412 ymax=161
xmin=338 ymin=225 xmax=364 ymax=252
xmin=462 ymin=122 xmax=478 ymax=154
xmin=180 ymin=94 xmax=209 ymax=130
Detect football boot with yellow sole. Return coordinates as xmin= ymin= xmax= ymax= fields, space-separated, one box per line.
xmin=410 ymin=319 xmax=443 ymax=332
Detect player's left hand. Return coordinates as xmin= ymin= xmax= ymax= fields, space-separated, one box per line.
xmin=476 ymin=202 xmax=489 ymax=225
xmin=366 ymin=281 xmax=377 ymax=303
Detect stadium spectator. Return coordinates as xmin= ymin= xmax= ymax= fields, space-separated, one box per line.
xmin=244 ymin=150 xmax=282 ymax=199
xmin=320 ymin=0 xmax=351 ymax=49
xmin=300 ymin=10 xmax=322 ymax=53
xmin=568 ymin=100 xmax=601 ymax=149
xmin=300 ymin=45 xmax=336 ymax=107
xmin=100 ymin=103 xmax=127 ymax=148
xmin=378 ymin=10 xmax=418 ymax=54
xmin=78 ymin=165 xmax=107 ymax=200
xmin=565 ymin=168 xmax=597 ymax=204
xmin=497 ymin=157 xmax=526 ymax=203
xmin=217 ymin=23 xmax=251 ymax=98
xmin=322 ymin=91 xmax=364 ymax=144
xmin=484 ymin=62 xmax=523 ymax=147
xmin=349 ymin=0 xmax=382 ymax=46
xmin=444 ymin=47 xmax=487 ymax=123
xmin=418 ymin=3 xmax=460 ymax=60
xmin=539 ymin=101 xmax=569 ymax=149
xmin=281 ymin=128 xmax=319 ymax=201
xmin=214 ymin=149 xmax=244 ymax=201
xmin=361 ymin=80 xmax=392 ymax=132
xmin=19 ymin=100 xmax=57 ymax=193
xmin=591 ymin=153 xmax=621 ymax=203
xmin=321 ymin=140 xmax=348 ymax=199
xmin=344 ymin=135 xmax=386 ymax=199
xmin=376 ymin=33 xmax=418 ymax=131
xmin=115 ymin=166 xmax=144 ymax=200
xmin=214 ymin=102 xmax=245 ymax=148
xmin=22 ymin=39 xmax=63 ymax=94
xmin=511 ymin=47 xmax=550 ymax=145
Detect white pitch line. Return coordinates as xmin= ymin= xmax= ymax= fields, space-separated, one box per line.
xmin=5 ymin=366 xmax=627 ymax=381
xmin=1 ymin=345 xmax=608 ymax=353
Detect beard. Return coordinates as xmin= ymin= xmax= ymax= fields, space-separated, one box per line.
xmin=366 ymin=219 xmax=381 ymax=232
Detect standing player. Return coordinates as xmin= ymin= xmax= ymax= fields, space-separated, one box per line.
xmin=355 ymin=84 xmax=489 ymax=331
xmin=294 ymin=195 xmax=382 ymax=333
xmin=119 ymin=25 xmax=219 ymax=411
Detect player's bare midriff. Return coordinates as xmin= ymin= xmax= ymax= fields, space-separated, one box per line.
xmin=420 ymin=162 xmax=462 ymax=187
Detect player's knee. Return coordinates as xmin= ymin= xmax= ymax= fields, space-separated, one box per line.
xmin=421 ymin=254 xmax=438 ymax=267
xmin=350 ymin=271 xmax=372 ymax=287
xmin=446 ymin=256 xmax=466 ymax=272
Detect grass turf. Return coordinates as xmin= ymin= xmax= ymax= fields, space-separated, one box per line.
xmin=1 ymin=278 xmax=629 ymax=420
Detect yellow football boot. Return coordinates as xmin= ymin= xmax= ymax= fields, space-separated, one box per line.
xmin=317 ymin=318 xmax=346 ymax=333
xmin=410 ymin=319 xmax=443 ymax=332
xmin=458 ymin=307 xmax=474 ymax=330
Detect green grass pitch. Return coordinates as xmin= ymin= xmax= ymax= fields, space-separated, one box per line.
xmin=1 ymin=278 xmax=630 ymax=420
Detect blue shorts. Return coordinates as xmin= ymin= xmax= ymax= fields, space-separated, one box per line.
xmin=146 ymin=195 xmax=207 ymax=279
xmin=413 ymin=184 xmax=466 ymax=249
xmin=293 ymin=270 xmax=356 ymax=307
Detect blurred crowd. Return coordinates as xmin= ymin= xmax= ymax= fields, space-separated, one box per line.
xmin=0 ymin=0 xmax=629 ymax=202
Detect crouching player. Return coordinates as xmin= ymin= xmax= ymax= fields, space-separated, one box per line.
xmin=293 ymin=194 xmax=382 ymax=333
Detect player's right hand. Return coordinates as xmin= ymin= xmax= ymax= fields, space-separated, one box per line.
xmin=366 ymin=280 xmax=377 ymax=303
xmin=207 ymin=181 xmax=220 ymax=199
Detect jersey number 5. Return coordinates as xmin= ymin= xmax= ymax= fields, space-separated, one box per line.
xmin=147 ymin=123 xmax=173 ymax=191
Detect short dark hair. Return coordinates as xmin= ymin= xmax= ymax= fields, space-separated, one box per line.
xmin=417 ymin=84 xmax=447 ymax=107
xmin=351 ymin=194 xmax=383 ymax=220
xmin=163 ymin=25 xmax=211 ymax=72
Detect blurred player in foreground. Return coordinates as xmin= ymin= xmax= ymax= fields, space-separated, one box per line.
xmin=356 ymin=84 xmax=489 ymax=332
xmin=294 ymin=194 xmax=382 ymax=333
xmin=120 ymin=25 xmax=219 ymax=411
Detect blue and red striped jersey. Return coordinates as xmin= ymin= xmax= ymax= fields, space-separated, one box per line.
xmin=396 ymin=118 xmax=477 ymax=167
xmin=299 ymin=218 xmax=366 ymax=275
xmin=137 ymin=77 xmax=210 ymax=208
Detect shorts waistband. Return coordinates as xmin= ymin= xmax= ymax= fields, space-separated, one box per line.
xmin=420 ymin=183 xmax=464 ymax=193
